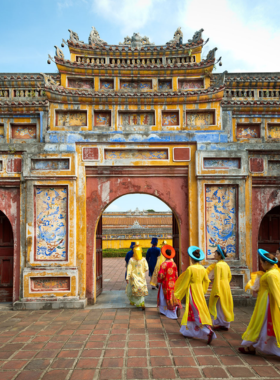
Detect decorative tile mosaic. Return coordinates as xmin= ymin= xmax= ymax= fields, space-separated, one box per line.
xmin=178 ymin=79 xmax=204 ymax=89
xmin=56 ymin=111 xmax=87 ymax=127
xmin=158 ymin=80 xmax=172 ymax=90
xmin=11 ymin=124 xmax=36 ymax=139
xmin=31 ymin=159 xmax=69 ymax=170
xmin=100 ymin=80 xmax=114 ymax=90
xmin=105 ymin=149 xmax=168 ymax=160
xmin=204 ymin=158 xmax=240 ymax=169
xmin=67 ymin=78 xmax=94 ymax=89
xmin=94 ymin=112 xmax=111 ymax=127
xmin=30 ymin=277 xmax=70 ymax=291
xmin=119 ymin=112 xmax=154 ymax=126
xmin=162 ymin=112 xmax=179 ymax=126
xmin=268 ymin=124 xmax=280 ymax=139
xmin=35 ymin=187 xmax=67 ymax=261
xmin=186 ymin=111 xmax=215 ymax=128
xmin=236 ymin=124 xmax=260 ymax=139
xmin=206 ymin=186 xmax=237 ymax=259
xmin=120 ymin=80 xmax=152 ymax=90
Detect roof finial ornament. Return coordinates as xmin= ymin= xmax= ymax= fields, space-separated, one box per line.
xmin=166 ymin=27 xmax=183 ymax=46
xmin=40 ymin=73 xmax=60 ymax=88
xmin=206 ymin=47 xmax=218 ymax=61
xmin=54 ymin=46 xmax=64 ymax=59
xmin=119 ymin=33 xmax=154 ymax=47
xmin=68 ymin=29 xmax=84 ymax=44
xmin=88 ymin=26 xmax=107 ymax=46
xmin=188 ymin=29 xmax=204 ymax=44
xmin=213 ymin=71 xmax=228 ymax=87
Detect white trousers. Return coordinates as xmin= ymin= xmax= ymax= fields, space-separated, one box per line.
xmin=212 ymin=300 xmax=230 ymax=329
xmin=180 ymin=290 xmax=217 ymax=341
xmin=241 ymin=299 xmax=280 ymax=356
xmin=158 ymin=285 xmax=178 ymax=319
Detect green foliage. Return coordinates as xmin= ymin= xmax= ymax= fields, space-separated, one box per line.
xmin=146 ymin=209 xmax=155 ymax=212
xmin=103 ymin=247 xmax=149 ymax=258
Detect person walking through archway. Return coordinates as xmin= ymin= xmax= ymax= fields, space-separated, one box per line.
xmin=146 ymin=237 xmax=161 ymax=289
xmin=207 ymin=245 xmax=234 ymax=331
xmin=157 ymin=244 xmax=182 ymax=319
xmin=239 ymin=249 xmax=280 ymax=356
xmin=175 ymin=246 xmax=216 ymax=345
xmin=124 ymin=242 xmax=135 ymax=279
xmin=126 ymin=242 xmax=149 ymax=310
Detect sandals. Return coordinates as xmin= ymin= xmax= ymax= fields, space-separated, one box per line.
xmin=213 ymin=325 xmax=229 ymax=331
xmin=238 ymin=347 xmax=256 ymax=355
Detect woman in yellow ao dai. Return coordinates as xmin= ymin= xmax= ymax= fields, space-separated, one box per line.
xmin=207 ymin=245 xmax=234 ymax=331
xmin=175 ymin=246 xmax=216 ymax=345
xmin=126 ymin=242 xmax=149 ymax=310
xmin=239 ymin=249 xmax=280 ymax=356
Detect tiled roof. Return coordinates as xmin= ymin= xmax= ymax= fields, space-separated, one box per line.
xmin=103 ymin=217 xmax=172 ymax=226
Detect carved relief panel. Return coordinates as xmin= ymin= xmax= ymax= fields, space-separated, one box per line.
xmin=178 ymin=79 xmax=204 ymax=90
xmin=119 ymin=112 xmax=154 ymax=126
xmin=94 ymin=112 xmax=111 ymax=127
xmin=186 ymin=111 xmax=215 ymax=128
xmin=205 ymin=185 xmax=238 ymax=259
xmin=67 ymin=78 xmax=94 ymax=89
xmin=236 ymin=124 xmax=260 ymax=139
xmin=162 ymin=111 xmax=179 ymax=126
xmin=119 ymin=80 xmax=152 ymax=90
xmin=268 ymin=124 xmax=280 ymax=139
xmin=11 ymin=124 xmax=36 ymax=139
xmin=56 ymin=111 xmax=87 ymax=127
xmin=158 ymin=80 xmax=172 ymax=90
xmin=35 ymin=187 xmax=67 ymax=261
xmin=100 ymin=79 xmax=114 ymax=90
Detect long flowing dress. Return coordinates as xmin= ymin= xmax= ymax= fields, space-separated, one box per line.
xmin=150 ymin=254 xmax=166 ymax=287
xmin=175 ymin=263 xmax=216 ymax=340
xmin=241 ymin=267 xmax=280 ymax=355
xmin=207 ymin=261 xmax=234 ymax=328
xmin=126 ymin=257 xmax=149 ymax=307
xmin=157 ymin=260 xmax=182 ymax=319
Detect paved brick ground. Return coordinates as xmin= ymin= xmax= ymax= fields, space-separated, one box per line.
xmin=103 ymin=258 xmax=151 ymax=291
xmin=0 ymin=306 xmax=280 ymax=380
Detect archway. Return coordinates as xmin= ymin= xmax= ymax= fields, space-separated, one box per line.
xmin=86 ymin=167 xmax=188 ymax=304
xmin=258 ymin=205 xmax=280 ymax=270
xmin=0 ymin=211 xmax=14 ymax=302
xmin=96 ymin=194 xmax=178 ymax=297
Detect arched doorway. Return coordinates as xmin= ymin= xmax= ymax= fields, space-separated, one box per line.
xmin=258 ymin=205 xmax=280 ymax=270
xmin=95 ymin=194 xmax=179 ymax=297
xmin=0 ymin=211 xmax=14 ymax=302
xmin=86 ymin=167 xmax=188 ymax=304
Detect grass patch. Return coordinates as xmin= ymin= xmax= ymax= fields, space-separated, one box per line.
xmin=103 ymin=248 xmax=149 ymax=258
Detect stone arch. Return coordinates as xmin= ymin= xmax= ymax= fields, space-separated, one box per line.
xmin=252 ymin=187 xmax=280 ymax=270
xmin=0 ymin=187 xmax=20 ymax=302
xmin=86 ymin=173 xmax=188 ymax=303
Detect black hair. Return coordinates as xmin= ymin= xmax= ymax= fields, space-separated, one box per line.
xmin=165 ymin=249 xmax=172 ymax=257
xmin=216 ymin=249 xmax=228 ymax=258
xmin=192 ymin=249 xmax=201 ymax=260
xmin=261 ymin=253 xmax=277 ymax=263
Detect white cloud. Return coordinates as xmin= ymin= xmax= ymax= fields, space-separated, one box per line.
xmin=91 ymin=0 xmax=161 ymax=35
xmin=106 ymin=203 xmax=120 ymax=211
xmin=179 ymin=0 xmax=280 ymax=72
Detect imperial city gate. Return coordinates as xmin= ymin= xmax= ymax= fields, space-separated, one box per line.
xmin=0 ymin=26 xmax=279 ymax=309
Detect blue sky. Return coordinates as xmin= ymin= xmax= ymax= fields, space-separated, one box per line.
xmin=1 ymin=0 xmax=280 ymax=73
xmin=105 ymin=194 xmax=171 ymax=212
xmin=1 ymin=0 xmax=280 ymax=211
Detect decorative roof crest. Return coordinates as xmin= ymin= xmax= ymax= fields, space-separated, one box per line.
xmin=166 ymin=27 xmax=183 ymax=46
xmin=206 ymin=47 xmax=217 ymax=61
xmin=119 ymin=32 xmax=154 ymax=48
xmin=68 ymin=29 xmax=84 ymax=44
xmin=88 ymin=26 xmax=107 ymax=46
xmin=213 ymin=70 xmax=228 ymax=87
xmin=54 ymin=45 xmax=64 ymax=59
xmin=40 ymin=73 xmax=60 ymax=88
xmin=188 ymin=28 xmax=204 ymax=44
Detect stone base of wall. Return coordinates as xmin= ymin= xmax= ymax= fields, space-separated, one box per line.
xmin=13 ymin=298 xmax=87 ymax=310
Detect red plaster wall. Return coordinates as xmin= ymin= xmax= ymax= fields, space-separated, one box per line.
xmin=0 ymin=187 xmax=20 ymax=301
xmin=252 ymin=187 xmax=280 ymax=271
xmin=86 ymin=174 xmax=188 ymax=302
